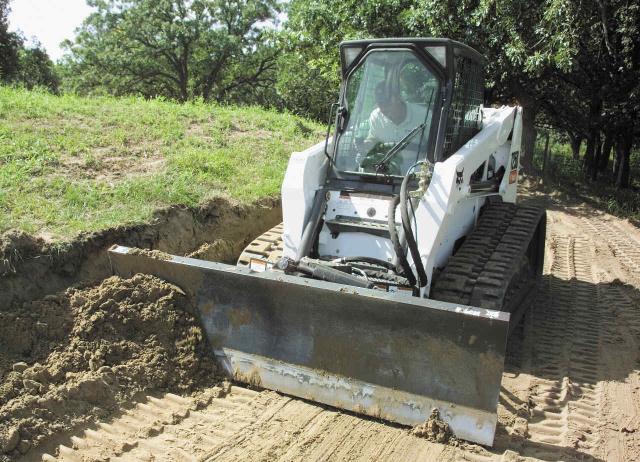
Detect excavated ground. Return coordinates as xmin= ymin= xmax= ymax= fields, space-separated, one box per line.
xmin=0 ymin=275 xmax=219 ymax=460
xmin=0 ymin=196 xmax=281 ymax=312
xmin=2 ymin=184 xmax=640 ymax=461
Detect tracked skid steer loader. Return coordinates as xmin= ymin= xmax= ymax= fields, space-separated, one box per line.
xmin=109 ymin=38 xmax=546 ymax=446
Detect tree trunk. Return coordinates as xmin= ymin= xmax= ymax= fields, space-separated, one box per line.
xmin=569 ymin=132 xmax=583 ymax=160
xmin=599 ymin=130 xmax=614 ymax=172
xmin=583 ymin=131 xmax=596 ymax=175
xmin=583 ymin=95 xmax=602 ymax=178
xmin=542 ymin=131 xmax=550 ymax=182
xmin=520 ymin=104 xmax=538 ymax=174
xmin=590 ymin=131 xmax=602 ymax=181
xmin=615 ymin=132 xmax=632 ymax=189
xmin=178 ymin=77 xmax=188 ymax=102
xmin=613 ymin=140 xmax=621 ymax=178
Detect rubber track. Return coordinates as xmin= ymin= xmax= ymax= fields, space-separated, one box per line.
xmin=430 ymin=202 xmax=545 ymax=311
xmin=237 ymin=222 xmax=284 ymax=267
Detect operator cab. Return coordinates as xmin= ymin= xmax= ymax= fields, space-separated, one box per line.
xmin=334 ymin=49 xmax=439 ymax=176
xmin=328 ymin=38 xmax=485 ymax=187
xmin=312 ymin=39 xmax=486 ymax=287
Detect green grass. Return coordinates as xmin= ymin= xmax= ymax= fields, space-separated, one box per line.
xmin=533 ymin=133 xmax=640 ymax=221
xmin=0 ymin=87 xmax=323 ymax=238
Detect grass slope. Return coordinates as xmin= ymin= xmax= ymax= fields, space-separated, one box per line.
xmin=0 ymin=87 xmax=323 ymax=238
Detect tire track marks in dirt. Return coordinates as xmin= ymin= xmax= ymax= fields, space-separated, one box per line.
xmin=523 ymin=236 xmax=602 ymax=457
xmin=39 ymin=386 xmax=456 ymax=462
xmin=38 ymin=386 xmax=272 ymax=462
xmin=508 ymin=209 xmax=640 ymax=462
xmin=576 ymin=214 xmax=640 ymax=462
xmin=199 ymin=395 xmax=457 ymax=461
xmin=596 ymin=281 xmax=640 ymax=462
xmin=581 ymin=216 xmax=640 ymax=276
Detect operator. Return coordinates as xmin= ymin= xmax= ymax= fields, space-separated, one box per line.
xmin=360 ymin=82 xmax=427 ymax=174
xmin=366 ymin=82 xmax=425 ymax=146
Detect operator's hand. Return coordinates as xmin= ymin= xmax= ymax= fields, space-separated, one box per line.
xmin=359 ymin=142 xmax=402 ymax=176
xmin=361 ymin=138 xmax=377 ymax=152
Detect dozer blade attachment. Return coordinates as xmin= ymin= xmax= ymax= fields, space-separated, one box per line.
xmin=108 ymin=245 xmax=509 ymax=445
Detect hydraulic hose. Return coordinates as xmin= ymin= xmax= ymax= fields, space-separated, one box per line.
xmin=296 ymin=190 xmax=327 ymax=261
xmin=278 ymin=257 xmax=375 ymax=289
xmin=388 ymin=195 xmax=417 ymax=287
xmin=400 ymin=172 xmax=428 ymax=288
xmin=333 ymin=256 xmax=396 ymax=271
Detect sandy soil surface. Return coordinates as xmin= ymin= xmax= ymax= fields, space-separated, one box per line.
xmin=0 ymin=275 xmax=218 ymax=460
xmin=2 ymin=185 xmax=640 ymax=461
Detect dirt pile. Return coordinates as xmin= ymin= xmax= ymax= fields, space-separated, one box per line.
xmin=411 ymin=408 xmax=458 ymax=445
xmin=0 ymin=274 xmax=218 ymax=459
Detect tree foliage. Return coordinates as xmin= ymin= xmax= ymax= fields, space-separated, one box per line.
xmin=17 ymin=43 xmax=60 ymax=92
xmin=62 ymin=0 xmax=281 ymax=103
xmin=279 ymin=0 xmax=639 ymax=186
xmin=0 ymin=0 xmax=20 ymax=82
xmin=0 ymin=1 xmax=59 ymax=91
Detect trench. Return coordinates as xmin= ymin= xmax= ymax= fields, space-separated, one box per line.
xmin=0 ymin=196 xmax=281 ymax=312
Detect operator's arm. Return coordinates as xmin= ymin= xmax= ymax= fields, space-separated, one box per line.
xmin=362 ymin=109 xmax=382 ymax=151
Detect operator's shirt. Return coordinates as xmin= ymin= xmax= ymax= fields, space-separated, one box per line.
xmin=367 ymin=102 xmax=427 ymax=143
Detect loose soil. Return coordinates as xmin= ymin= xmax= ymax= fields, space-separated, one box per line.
xmin=0 ymin=275 xmax=218 ymax=460
xmin=2 ymin=180 xmax=640 ymax=461
xmin=411 ymin=409 xmax=458 ymax=445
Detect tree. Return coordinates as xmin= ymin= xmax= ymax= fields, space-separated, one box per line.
xmin=17 ymin=42 xmax=60 ymax=92
xmin=535 ymin=0 xmax=640 ymax=186
xmin=595 ymin=0 xmax=640 ymax=188
xmin=280 ymin=0 xmax=576 ymax=169
xmin=406 ymin=0 xmax=587 ymax=174
xmin=0 ymin=0 xmax=21 ymax=83
xmin=277 ymin=0 xmax=418 ymax=121
xmin=62 ymin=0 xmax=281 ymax=103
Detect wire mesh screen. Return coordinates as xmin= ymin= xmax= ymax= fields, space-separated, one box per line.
xmin=443 ymin=53 xmax=484 ymax=158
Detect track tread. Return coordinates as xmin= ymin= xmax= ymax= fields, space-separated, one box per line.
xmin=237 ymin=223 xmax=284 ymax=266
xmin=431 ymin=202 xmax=545 ymax=313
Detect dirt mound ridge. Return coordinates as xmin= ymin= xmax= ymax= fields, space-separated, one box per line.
xmin=0 ymin=274 xmax=218 ymax=460
xmin=0 ymin=230 xmax=44 ymax=277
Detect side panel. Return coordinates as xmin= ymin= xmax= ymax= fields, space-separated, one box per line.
xmin=416 ymin=106 xmax=518 ymax=294
xmin=281 ymin=141 xmax=328 ymax=259
xmin=501 ymin=107 xmax=522 ymax=203
xmin=109 ymin=246 xmax=510 ymax=446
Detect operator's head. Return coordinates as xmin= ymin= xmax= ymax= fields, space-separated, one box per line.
xmin=375 ymin=82 xmax=392 ymax=108
xmin=374 ymin=81 xmax=403 ymax=116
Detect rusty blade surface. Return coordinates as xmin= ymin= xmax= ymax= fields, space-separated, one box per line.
xmin=108 ymin=245 xmax=510 ymax=446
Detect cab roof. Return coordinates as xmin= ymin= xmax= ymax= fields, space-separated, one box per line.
xmin=339 ymin=38 xmax=485 ymax=80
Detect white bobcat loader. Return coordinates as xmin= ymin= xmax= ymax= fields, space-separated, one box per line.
xmin=109 ymin=38 xmax=546 ymax=446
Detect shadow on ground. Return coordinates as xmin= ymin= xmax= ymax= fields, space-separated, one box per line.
xmin=492 ymin=271 xmax=640 ymax=462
